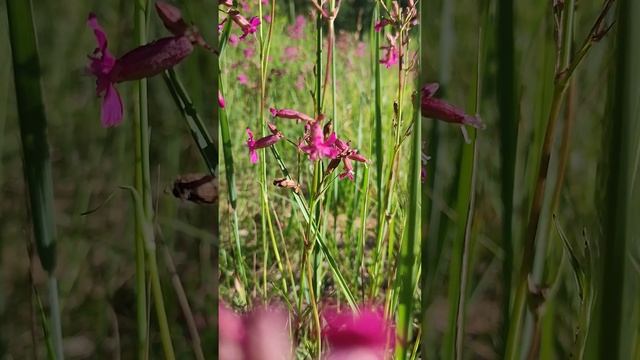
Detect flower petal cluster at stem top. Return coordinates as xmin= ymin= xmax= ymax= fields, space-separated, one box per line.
xmin=86 ymin=1 xmax=209 ymax=127
xmin=245 ymin=108 xmax=369 ymax=182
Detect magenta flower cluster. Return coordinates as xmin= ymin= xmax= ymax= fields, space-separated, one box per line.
xmin=219 ymin=303 xmax=394 ymax=360
xmin=245 ymin=108 xmax=368 ymax=181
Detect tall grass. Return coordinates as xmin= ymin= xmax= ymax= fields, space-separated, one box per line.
xmin=595 ymin=0 xmax=639 ymax=357
xmin=6 ymin=0 xmax=63 ymax=357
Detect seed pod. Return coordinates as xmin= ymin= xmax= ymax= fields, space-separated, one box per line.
xmin=172 ymin=173 xmax=218 ymax=204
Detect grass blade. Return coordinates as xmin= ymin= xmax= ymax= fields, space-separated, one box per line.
xmin=6 ymin=0 xmax=63 ymax=357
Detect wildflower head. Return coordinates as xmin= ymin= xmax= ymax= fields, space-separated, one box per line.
xmin=230 ymin=11 xmax=261 ymax=39
xmin=374 ymin=18 xmax=392 ymax=32
xmin=322 ymin=306 xmax=394 ymax=360
xmin=246 ymin=126 xmax=283 ymax=164
xmin=87 ymin=13 xmax=122 ymax=127
xmin=420 ymin=82 xmax=484 ymax=129
xmin=300 ymin=121 xmax=339 ymax=161
xmin=288 ymin=15 xmax=307 ymax=39
xmin=270 ymin=107 xmax=315 ymax=123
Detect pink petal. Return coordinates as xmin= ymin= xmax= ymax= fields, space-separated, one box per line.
xmin=101 ymin=84 xmax=123 ymax=127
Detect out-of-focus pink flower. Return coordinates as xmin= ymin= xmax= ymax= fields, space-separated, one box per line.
xmin=230 ymin=12 xmax=261 ymax=39
xmin=219 ymin=0 xmax=233 ymax=7
xmin=244 ymin=307 xmax=292 ymax=360
xmin=237 ymin=73 xmax=249 ymax=85
xmin=420 ymin=82 xmax=484 ymax=128
xmin=374 ymin=18 xmax=392 ymax=32
xmin=322 ymin=307 xmax=394 ymax=360
xmin=229 ymin=34 xmax=240 ymax=46
xmin=263 ymin=15 xmax=272 ymax=23
xmin=281 ymin=46 xmax=299 ymax=62
xmin=379 ymin=44 xmax=398 ymax=68
xmin=243 ymin=46 xmax=255 ymax=58
xmin=295 ymin=74 xmax=306 ymax=90
xmin=246 ymin=126 xmax=283 ymax=164
xmin=218 ymin=91 xmax=225 ymax=108
xmin=300 ymin=122 xmax=339 ymax=161
xmin=87 ymin=13 xmax=194 ymax=127
xmin=287 ymin=15 xmax=306 ymax=39
xmin=219 ymin=303 xmax=293 ymax=360
xmin=270 ymin=107 xmax=315 ymax=123
xmin=355 ymin=42 xmax=367 ymax=57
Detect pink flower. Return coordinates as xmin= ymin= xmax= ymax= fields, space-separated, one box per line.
xmin=420 ymin=82 xmax=484 ymax=128
xmin=322 ymin=307 xmax=394 ymax=360
xmin=327 ymin=138 xmax=368 ymax=181
xmin=287 ymin=15 xmax=306 ymax=39
xmin=229 ymin=34 xmax=240 ymax=46
xmin=155 ymin=2 xmax=211 ymax=49
xmin=243 ymin=46 xmax=255 ymax=58
xmin=300 ymin=122 xmax=339 ymax=161
xmin=263 ymin=15 xmax=272 ymax=23
xmin=295 ymin=74 xmax=306 ymax=90
xmin=237 ymin=73 xmax=249 ymax=85
xmin=87 ymin=14 xmax=193 ymax=127
xmin=246 ymin=126 xmax=283 ymax=164
xmin=219 ymin=0 xmax=233 ymax=7
xmin=269 ymin=107 xmax=315 ymax=123
xmin=374 ymin=18 xmax=392 ymax=32
xmin=281 ymin=46 xmax=299 ymax=62
xmin=355 ymin=42 xmax=367 ymax=57
xmin=218 ymin=91 xmax=225 ymax=108
xmin=379 ymin=44 xmax=398 ymax=68
xmin=230 ymin=11 xmax=261 ymax=39
xmin=219 ymin=303 xmax=293 ymax=360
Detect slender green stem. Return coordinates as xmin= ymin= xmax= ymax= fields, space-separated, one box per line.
xmin=135 ymin=1 xmax=174 ymax=357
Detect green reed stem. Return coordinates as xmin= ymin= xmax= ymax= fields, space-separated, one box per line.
xmin=496 ymin=0 xmax=517 ymax=351
xmin=162 ymin=69 xmax=217 ymax=174
xmin=446 ymin=17 xmax=485 ymax=359
xmin=134 ymin=1 xmax=174 ymax=358
xmin=596 ymin=0 xmax=638 ymax=356
xmin=394 ymin=73 xmax=421 ymax=360
xmin=6 ymin=0 xmax=63 ymax=357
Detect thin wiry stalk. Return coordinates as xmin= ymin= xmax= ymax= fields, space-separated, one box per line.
xmin=419 ymin=0 xmax=430 ymax=356
xmin=134 ymin=1 xmax=175 ymax=357
xmin=6 ymin=0 xmax=63 ymax=357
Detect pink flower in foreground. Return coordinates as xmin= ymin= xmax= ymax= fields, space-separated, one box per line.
xmin=87 ymin=13 xmax=194 ymax=127
xmin=246 ymin=126 xmax=283 ymax=164
xmin=300 ymin=122 xmax=339 ymax=161
xmin=270 ymin=107 xmax=315 ymax=123
xmin=323 ymin=307 xmax=394 ymax=360
xmin=420 ymin=82 xmax=484 ymax=129
xmin=219 ymin=303 xmax=292 ymax=360
xmin=230 ymin=11 xmax=261 ymax=39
